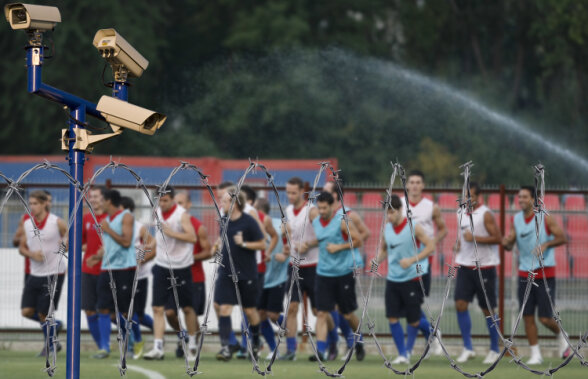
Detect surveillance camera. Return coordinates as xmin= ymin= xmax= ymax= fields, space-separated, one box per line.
xmin=96 ymin=96 xmax=166 ymax=136
xmin=4 ymin=3 xmax=60 ymax=31
xmin=93 ymin=29 xmax=149 ymax=78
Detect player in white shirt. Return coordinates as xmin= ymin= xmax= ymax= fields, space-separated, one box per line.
xmin=453 ymin=182 xmax=502 ymax=364
xmin=19 ymin=190 xmax=67 ymax=355
xmin=401 ymin=170 xmax=447 ymax=356
xmin=144 ymin=187 xmax=198 ymax=361
xmin=282 ymin=177 xmax=320 ymax=361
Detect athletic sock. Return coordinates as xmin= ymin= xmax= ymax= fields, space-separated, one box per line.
xmin=327 ymin=311 xmax=340 ymax=347
xmin=486 ymin=317 xmax=499 ymax=352
xmin=229 ymin=329 xmax=238 ymax=346
xmin=389 ymin=322 xmax=406 ymax=357
xmin=131 ymin=317 xmax=142 ymax=343
xmin=241 ymin=313 xmax=250 ymax=349
xmin=261 ymin=320 xmax=276 ymax=351
xmin=530 ymin=344 xmax=541 ymax=357
xmin=31 ymin=312 xmax=40 ymax=322
xmin=338 ymin=313 xmax=354 ymax=348
xmin=218 ymin=316 xmax=232 ymax=347
xmin=118 ymin=313 xmax=127 ymax=339
xmin=98 ymin=313 xmax=112 ymax=352
xmin=277 ymin=314 xmax=284 ymax=326
xmin=154 ymin=338 xmax=163 ymax=351
xmin=457 ymin=310 xmax=473 ymax=350
xmin=317 ymin=340 xmax=327 ymax=354
xmin=418 ymin=316 xmax=431 ymax=340
xmin=406 ymin=324 xmax=419 ymax=353
xmin=188 ymin=334 xmax=196 ymax=349
xmin=286 ymin=337 xmax=297 ymax=353
xmin=138 ymin=314 xmax=153 ymax=330
xmin=87 ymin=314 xmax=101 ymax=347
xmin=250 ymin=323 xmax=261 ymax=347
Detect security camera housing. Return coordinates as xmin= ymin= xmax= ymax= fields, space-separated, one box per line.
xmin=96 ymin=96 xmax=166 ymax=136
xmin=4 ymin=3 xmax=60 ymax=31
xmin=93 ymin=29 xmax=149 ymax=78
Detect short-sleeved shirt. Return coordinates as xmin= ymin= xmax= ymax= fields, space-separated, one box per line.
xmin=82 ymin=212 xmax=108 ymax=275
xmin=219 ymin=213 xmax=264 ymax=281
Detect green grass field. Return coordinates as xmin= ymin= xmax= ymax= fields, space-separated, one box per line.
xmin=1 ymin=350 xmax=586 ymax=379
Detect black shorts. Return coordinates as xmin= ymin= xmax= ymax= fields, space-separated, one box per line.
xmin=257 ymin=272 xmax=265 ymax=301
xmin=81 ymin=273 xmax=99 ymax=311
xmin=454 ymin=267 xmax=497 ymax=310
xmin=192 ymin=282 xmax=206 ymax=316
xmin=422 ymin=269 xmax=431 ymax=297
xmin=286 ymin=265 xmax=316 ymax=308
xmin=21 ymin=274 xmax=65 ymax=315
xmin=97 ymin=269 xmax=136 ymax=312
xmin=258 ymin=282 xmax=287 ymax=313
xmin=214 ymin=274 xmax=258 ymax=308
xmin=518 ymin=277 xmax=556 ymax=318
xmin=385 ymin=279 xmax=423 ymax=323
xmin=152 ymin=264 xmax=194 ymax=310
xmin=314 ymin=273 xmax=358 ymax=315
xmin=134 ymin=278 xmax=148 ymax=317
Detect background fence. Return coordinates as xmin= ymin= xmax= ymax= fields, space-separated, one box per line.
xmin=1 ymin=182 xmax=586 ymax=341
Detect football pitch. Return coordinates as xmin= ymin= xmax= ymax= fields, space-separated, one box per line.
xmin=1 ymin=351 xmax=586 ymax=379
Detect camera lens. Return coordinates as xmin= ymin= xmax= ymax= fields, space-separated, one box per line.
xmin=12 ymin=8 xmax=28 ymax=24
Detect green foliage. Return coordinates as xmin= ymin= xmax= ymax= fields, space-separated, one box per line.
xmin=2 ymin=0 xmax=588 ymax=186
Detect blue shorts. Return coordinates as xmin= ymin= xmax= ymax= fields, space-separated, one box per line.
xmin=214 ymin=274 xmax=258 ymax=308
xmin=258 ymin=282 xmax=286 ymax=313
xmin=385 ymin=279 xmax=423 ymax=323
xmin=192 ymin=282 xmax=206 ymax=315
xmin=518 ymin=277 xmax=555 ymax=318
xmin=21 ymin=274 xmax=64 ymax=315
xmin=454 ymin=266 xmax=497 ymax=310
xmin=152 ymin=264 xmax=194 ymax=310
xmin=96 ymin=269 xmax=136 ymax=312
xmin=286 ymin=265 xmax=316 ymax=308
xmin=81 ymin=272 xmax=99 ymax=311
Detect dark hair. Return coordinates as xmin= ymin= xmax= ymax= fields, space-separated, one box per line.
xmin=29 ymin=190 xmax=48 ymax=202
xmin=157 ymin=186 xmax=175 ymax=199
xmin=316 ymin=191 xmax=334 ymax=205
xmin=255 ymin=198 xmax=270 ymax=214
xmin=42 ymin=189 xmax=52 ymax=198
xmin=218 ymin=181 xmax=234 ymax=190
xmin=241 ymin=185 xmax=257 ymax=203
xmin=388 ymin=194 xmax=402 ymax=210
xmin=103 ymin=189 xmax=122 ymax=207
xmin=408 ymin=170 xmax=425 ymax=182
xmin=520 ymin=185 xmax=535 ymax=199
xmin=120 ymin=196 xmax=135 ymax=212
xmin=287 ymin=177 xmax=304 ymax=189
xmin=469 ymin=181 xmax=480 ymax=196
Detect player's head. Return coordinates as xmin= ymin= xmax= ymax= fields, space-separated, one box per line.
xmin=28 ymin=190 xmax=48 ymax=218
xmin=286 ymin=177 xmax=304 ymax=206
xmin=323 ymin=181 xmax=342 ymax=202
xmin=316 ymin=191 xmax=335 ymax=220
xmin=407 ymin=170 xmax=425 ymax=197
xmin=221 ymin=186 xmax=246 ymax=214
xmin=102 ymin=189 xmax=122 ymax=213
xmin=469 ymin=181 xmax=481 ymax=203
xmin=518 ymin=185 xmax=535 ymax=212
xmin=174 ymin=191 xmax=192 ymax=210
xmin=217 ymin=181 xmax=234 ymax=202
xmin=157 ymin=186 xmax=175 ymax=213
xmin=89 ymin=186 xmax=105 ymax=212
xmin=255 ymin=197 xmax=270 ymax=215
xmin=120 ymin=196 xmax=135 ymax=212
xmin=42 ymin=189 xmax=52 ymax=212
xmin=241 ymin=185 xmax=257 ymax=205
xmin=386 ymin=194 xmax=404 ymax=225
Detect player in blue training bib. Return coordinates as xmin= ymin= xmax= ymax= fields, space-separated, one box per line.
xmin=372 ymin=194 xmax=435 ymax=364
xmin=503 ymin=186 xmax=567 ymax=365
xmin=307 ymin=191 xmax=364 ymax=362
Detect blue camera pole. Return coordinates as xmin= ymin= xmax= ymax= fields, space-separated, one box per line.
xmin=25 ymin=32 xmax=105 ymax=379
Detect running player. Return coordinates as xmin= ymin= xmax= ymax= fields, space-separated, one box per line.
xmin=310 ymin=191 xmax=363 ymax=362
xmin=168 ymin=191 xmax=212 ymax=358
xmin=144 ymin=187 xmax=199 ymax=360
xmin=87 ymin=189 xmax=137 ymax=359
xmin=401 ymin=170 xmax=447 ymax=355
xmin=282 ymin=177 xmax=319 ymax=361
xmin=120 ymin=196 xmax=156 ymax=360
xmin=373 ymin=194 xmax=435 ymax=364
xmin=255 ymin=198 xmax=289 ymax=359
xmin=81 ymin=187 xmax=108 ymax=353
xmin=19 ymin=190 xmax=67 ymax=356
xmin=323 ymin=181 xmax=369 ymax=360
xmin=454 ymin=182 xmax=502 ymax=364
xmin=502 ymin=186 xmax=568 ymax=364
xmin=214 ymin=188 xmax=266 ymax=361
